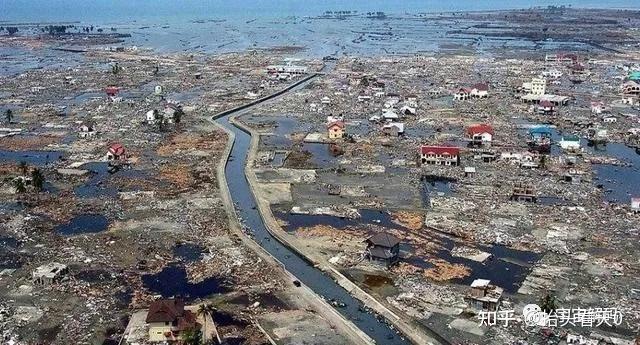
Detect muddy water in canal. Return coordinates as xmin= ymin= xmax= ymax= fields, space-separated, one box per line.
xmin=215 ymin=75 xmax=414 ymax=344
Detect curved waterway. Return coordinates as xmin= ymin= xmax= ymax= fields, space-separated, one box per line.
xmin=214 ymin=77 xmax=413 ymax=345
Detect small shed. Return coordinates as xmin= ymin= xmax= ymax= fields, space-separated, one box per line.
xmin=33 ymin=262 xmax=68 ymax=285
xmin=327 ymin=121 xmax=345 ymax=139
xmin=382 ymin=122 xmax=405 ymax=136
xmin=78 ymin=121 xmax=96 ymax=138
xmin=365 ymin=232 xmax=401 ymax=267
xmin=466 ymin=279 xmax=503 ymax=311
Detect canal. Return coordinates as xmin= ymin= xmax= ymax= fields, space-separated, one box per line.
xmin=214 ymin=76 xmax=415 ymax=345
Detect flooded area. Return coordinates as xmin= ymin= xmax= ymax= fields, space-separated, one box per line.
xmin=0 ymin=150 xmax=64 ymax=166
xmin=587 ymin=143 xmax=640 ymax=203
xmin=141 ymin=264 xmax=229 ymax=300
xmin=172 ymin=242 xmax=206 ymax=263
xmin=55 ymin=214 xmax=110 ymax=236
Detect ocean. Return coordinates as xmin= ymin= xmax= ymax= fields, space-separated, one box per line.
xmin=2 ymin=0 xmax=640 ymax=23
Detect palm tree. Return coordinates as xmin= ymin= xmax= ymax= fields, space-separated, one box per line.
xmin=197 ymin=303 xmax=220 ymax=344
xmin=31 ymin=168 xmax=45 ymax=192
xmin=13 ymin=178 xmax=26 ymax=194
xmin=5 ymin=109 xmax=13 ymax=124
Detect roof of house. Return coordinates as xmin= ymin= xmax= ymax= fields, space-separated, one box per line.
xmin=146 ymin=299 xmax=185 ymax=323
xmin=383 ymin=122 xmax=405 ymax=133
xmin=105 ymin=86 xmax=119 ymax=95
xmin=467 ymin=124 xmax=494 ymax=136
xmin=79 ymin=121 xmax=96 ymax=129
xmin=369 ymin=246 xmax=395 ymax=259
xmin=420 ymin=145 xmax=460 ymax=156
xmin=327 ymin=121 xmax=345 ymax=129
xmin=470 ymin=279 xmax=491 ymax=288
xmin=529 ymin=126 xmax=553 ymax=135
xmin=472 ymin=83 xmax=489 ymax=91
xmin=629 ymin=71 xmax=640 ymax=81
xmin=366 ymin=232 xmax=400 ymax=248
xmin=108 ymin=143 xmax=126 ymax=156
xmin=539 ymin=100 xmax=554 ymax=108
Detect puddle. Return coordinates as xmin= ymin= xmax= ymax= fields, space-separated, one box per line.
xmin=271 ymin=151 xmax=287 ymax=167
xmin=363 ymin=274 xmax=394 ymax=288
xmin=421 ymin=175 xmax=455 ymax=207
xmin=141 ymin=263 xmax=229 ymax=300
xmin=0 ymin=236 xmax=20 ymax=249
xmin=74 ymin=162 xmax=151 ymax=198
xmin=0 ymin=202 xmax=26 ymax=213
xmin=55 ymin=214 xmax=110 ymax=236
xmin=301 ymin=142 xmax=337 ymax=167
xmin=75 ymin=269 xmax=112 ymax=283
xmin=0 ymin=235 xmax=24 ymax=269
xmin=172 ymin=243 xmax=206 ymax=263
xmin=0 ymin=150 xmax=64 ymax=166
xmin=37 ymin=326 xmax=61 ymax=343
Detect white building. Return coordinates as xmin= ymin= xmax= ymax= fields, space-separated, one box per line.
xmin=382 ymin=109 xmax=399 ymax=121
xmin=542 ymin=69 xmax=563 ymax=79
xmin=266 ymin=65 xmax=307 ymax=74
xmin=591 ymin=102 xmax=605 ymax=114
xmin=33 ymin=262 xmax=68 ymax=285
xmin=530 ymin=77 xmax=547 ymax=95
xmin=559 ymin=136 xmax=581 ymax=151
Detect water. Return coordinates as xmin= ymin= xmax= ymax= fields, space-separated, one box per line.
xmin=421 ymin=175 xmax=455 ymax=207
xmin=55 ymin=214 xmax=110 ymax=236
xmin=278 ymin=208 xmax=402 ymax=232
xmin=172 ymin=242 xmax=206 ymax=262
xmin=0 ymin=150 xmax=64 ymax=166
xmin=587 ymin=143 xmax=640 ymax=203
xmin=216 ymin=75 xmax=414 ymax=344
xmin=141 ymin=264 xmax=229 ymax=300
xmin=4 ymin=0 xmax=639 ymax=23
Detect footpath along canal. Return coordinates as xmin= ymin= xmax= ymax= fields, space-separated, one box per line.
xmin=212 ymin=72 xmax=419 ymax=344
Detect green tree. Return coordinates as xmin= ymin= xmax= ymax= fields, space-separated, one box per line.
xmin=197 ymin=303 xmax=220 ymax=344
xmin=112 ymin=62 xmax=120 ymax=75
xmin=181 ymin=328 xmax=202 ymax=345
xmin=18 ymin=161 xmax=28 ymax=176
xmin=539 ymin=293 xmax=557 ymax=313
xmin=173 ymin=107 xmax=184 ymax=124
xmin=4 ymin=109 xmax=13 ymax=123
xmin=31 ymin=168 xmax=45 ymax=192
xmin=13 ymin=178 xmax=26 ymax=193
xmin=539 ymin=154 xmax=547 ymax=169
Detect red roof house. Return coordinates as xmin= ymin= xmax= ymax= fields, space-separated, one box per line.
xmin=146 ymin=299 xmax=198 ymax=340
xmin=107 ymin=143 xmax=126 ymax=160
xmin=420 ymin=145 xmax=460 ymax=166
xmin=466 ymin=124 xmax=494 ymax=143
xmin=105 ymin=86 xmax=119 ymax=97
